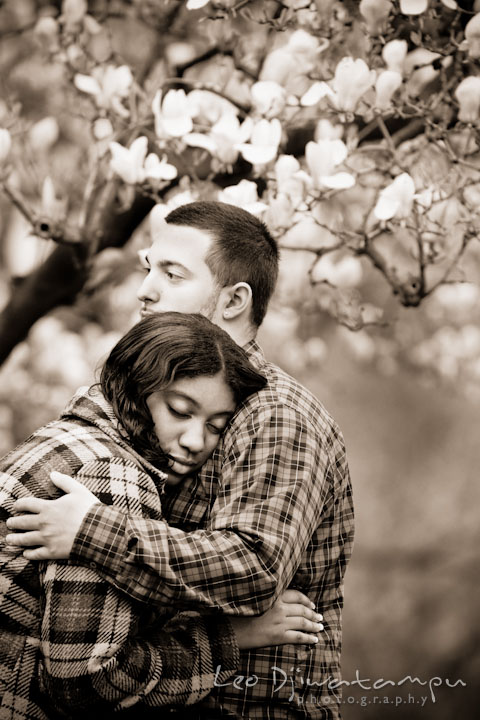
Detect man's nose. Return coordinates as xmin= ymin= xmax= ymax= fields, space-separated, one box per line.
xmin=137 ymin=274 xmax=160 ymax=303
xmin=179 ymin=422 xmax=205 ymax=455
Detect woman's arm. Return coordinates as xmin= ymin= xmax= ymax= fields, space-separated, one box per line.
xmin=39 ymin=557 xmax=241 ymax=713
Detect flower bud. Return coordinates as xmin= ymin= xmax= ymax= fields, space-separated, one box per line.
xmin=0 ymin=128 xmax=12 ymax=163
xmin=455 ymin=76 xmax=480 ymax=123
xmin=359 ymin=0 xmax=393 ymax=35
xmin=465 ymin=13 xmax=480 ymax=59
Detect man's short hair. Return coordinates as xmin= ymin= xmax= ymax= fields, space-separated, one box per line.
xmin=165 ymin=201 xmax=279 ymax=327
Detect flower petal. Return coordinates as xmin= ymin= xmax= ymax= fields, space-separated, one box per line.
xmin=74 ymin=73 xmax=101 ymax=96
xmin=321 ymin=172 xmax=356 ymax=189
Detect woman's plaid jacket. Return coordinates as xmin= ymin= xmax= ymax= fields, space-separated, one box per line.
xmin=0 ymin=386 xmax=239 ymax=719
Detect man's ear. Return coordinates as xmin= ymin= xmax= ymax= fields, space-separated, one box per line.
xmin=221 ymin=282 xmax=252 ymax=321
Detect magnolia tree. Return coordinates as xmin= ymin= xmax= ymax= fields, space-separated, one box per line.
xmin=1 ymin=0 xmax=480 ymax=390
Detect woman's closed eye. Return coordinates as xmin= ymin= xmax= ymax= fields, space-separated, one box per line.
xmin=206 ymin=423 xmax=226 ymax=436
xmin=168 ymin=405 xmax=190 ymax=419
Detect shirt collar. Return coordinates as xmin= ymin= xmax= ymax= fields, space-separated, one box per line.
xmin=242 ymin=338 xmax=267 ymax=372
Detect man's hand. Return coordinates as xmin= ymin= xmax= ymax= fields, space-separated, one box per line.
xmin=5 ymin=471 xmax=99 ymax=561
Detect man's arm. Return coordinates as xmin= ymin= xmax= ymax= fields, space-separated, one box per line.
xmin=67 ymin=404 xmax=332 ymax=614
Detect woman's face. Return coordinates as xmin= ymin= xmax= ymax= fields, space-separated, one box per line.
xmin=147 ymin=372 xmax=236 ymax=484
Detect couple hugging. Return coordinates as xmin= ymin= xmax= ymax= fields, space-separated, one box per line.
xmin=0 ymin=201 xmax=354 ymax=720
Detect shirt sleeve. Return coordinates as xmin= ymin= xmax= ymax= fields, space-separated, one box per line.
xmin=70 ymin=404 xmax=332 ymax=615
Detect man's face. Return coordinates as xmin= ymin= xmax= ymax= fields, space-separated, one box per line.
xmin=138 ymin=223 xmax=220 ymax=319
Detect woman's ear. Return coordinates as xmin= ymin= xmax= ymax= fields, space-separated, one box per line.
xmin=221 ymin=282 xmax=252 ymax=321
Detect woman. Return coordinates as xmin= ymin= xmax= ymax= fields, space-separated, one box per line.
xmin=0 ymin=313 xmax=321 ymax=719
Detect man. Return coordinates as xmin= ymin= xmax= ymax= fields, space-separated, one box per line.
xmin=7 ymin=201 xmax=354 ymax=719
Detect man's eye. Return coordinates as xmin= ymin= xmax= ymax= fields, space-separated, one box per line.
xmin=168 ymin=405 xmax=190 ymax=419
xmin=165 ymin=271 xmax=182 ymax=281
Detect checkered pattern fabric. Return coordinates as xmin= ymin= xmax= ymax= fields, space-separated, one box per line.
xmin=0 ymin=387 xmax=239 ymax=719
xmin=71 ymin=342 xmax=355 ymax=719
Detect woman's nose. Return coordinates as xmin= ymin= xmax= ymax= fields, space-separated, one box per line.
xmin=179 ymin=423 xmax=205 ymax=455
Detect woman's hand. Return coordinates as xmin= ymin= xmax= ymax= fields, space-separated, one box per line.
xmin=229 ymin=590 xmax=323 ymax=649
xmin=5 ymin=471 xmax=98 ymax=561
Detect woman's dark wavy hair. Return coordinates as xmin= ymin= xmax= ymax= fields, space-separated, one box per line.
xmin=100 ymin=312 xmax=266 ymax=468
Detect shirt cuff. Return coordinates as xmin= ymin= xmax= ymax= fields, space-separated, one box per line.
xmin=69 ymin=503 xmax=128 ymax=579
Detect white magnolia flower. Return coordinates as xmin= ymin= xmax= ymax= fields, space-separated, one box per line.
xmin=185 ymin=114 xmax=252 ymax=165
xmin=374 ymin=173 xmax=416 ymax=220
xmin=109 ymin=136 xmax=177 ymax=184
xmin=29 ymin=117 xmax=59 ymax=152
xmin=465 ymin=14 xmax=480 ymax=60
xmin=311 ymin=254 xmax=363 ymax=288
xmin=250 ymin=81 xmax=287 ymax=118
xmin=218 ymin=180 xmax=268 ymax=216
xmin=382 ymin=39 xmax=408 ymax=74
xmin=359 ymin=0 xmax=393 ymax=35
xmin=332 ymin=57 xmax=376 ymax=112
xmin=274 ymin=155 xmax=310 ymax=207
xmin=186 ymin=0 xmax=210 ymax=7
xmin=305 ymin=139 xmax=355 ymax=190
xmin=74 ymin=65 xmax=133 ymax=117
xmin=399 ymin=0 xmax=428 ymax=13
xmin=375 ymin=71 xmax=403 ymax=110
xmin=236 ymin=118 xmax=282 ymax=166
xmin=455 ymin=76 xmax=480 ymax=123
xmin=0 ymin=128 xmax=12 ymax=162
xmin=300 ymin=82 xmax=335 ymax=107
xmin=152 ymin=89 xmax=194 ymax=139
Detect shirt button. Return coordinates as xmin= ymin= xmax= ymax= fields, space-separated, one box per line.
xmin=89 ymin=562 xmax=97 ymax=569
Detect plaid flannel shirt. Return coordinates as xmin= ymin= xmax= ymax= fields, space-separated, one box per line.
xmin=70 ymin=342 xmax=355 ymax=719
xmin=0 ymin=387 xmax=239 ymax=720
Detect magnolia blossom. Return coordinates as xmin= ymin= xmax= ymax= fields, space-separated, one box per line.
xmin=29 ymin=117 xmax=59 ymax=152
xmin=250 ymin=81 xmax=287 ymax=118
xmin=374 ymin=173 xmax=416 ymax=220
xmin=399 ymin=0 xmax=428 ymax=13
xmin=465 ymin=14 xmax=480 ymax=60
xmin=74 ymin=65 xmax=132 ymax=117
xmin=218 ymin=180 xmax=268 ymax=216
xmin=260 ymin=30 xmax=322 ymax=89
xmin=109 ymin=136 xmax=177 ymax=184
xmin=0 ymin=128 xmax=12 ymax=163
xmin=187 ymin=89 xmax=237 ymax=125
xmin=455 ymin=76 xmax=480 ymax=123
xmin=186 ymin=0 xmax=210 ymax=7
xmin=300 ymin=82 xmax=335 ymax=107
xmin=274 ymin=155 xmax=310 ymax=205
xmin=152 ymin=89 xmax=194 ymax=140
xmin=375 ymin=71 xmax=403 ymax=110
xmin=62 ymin=0 xmax=88 ymax=26
xmin=185 ymin=114 xmax=252 ymax=165
xmin=332 ymin=58 xmax=376 ymax=112
xmin=236 ymin=118 xmax=282 ymax=166
xmin=359 ymin=0 xmax=393 ymax=35
xmin=305 ymin=139 xmax=355 ymax=190
xmin=382 ymin=40 xmax=408 ymax=74
xmin=314 ymin=119 xmax=344 ymax=141
xmin=311 ymin=254 xmax=363 ymax=288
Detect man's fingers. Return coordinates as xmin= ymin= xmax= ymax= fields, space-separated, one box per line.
xmin=283 ymin=602 xmax=323 ymax=623
xmin=12 ymin=497 xmax=47 ymax=514
xmin=5 ymin=531 xmax=43 ymax=547
xmin=280 ymin=589 xmax=316 ymax=610
xmin=50 ymin=471 xmax=84 ymax=494
xmin=6 ymin=514 xmax=41 ymax=531
xmin=283 ymin=630 xmax=320 ymax=646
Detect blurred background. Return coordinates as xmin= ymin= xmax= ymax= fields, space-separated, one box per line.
xmin=1 ymin=1 xmax=479 ymax=718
